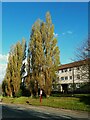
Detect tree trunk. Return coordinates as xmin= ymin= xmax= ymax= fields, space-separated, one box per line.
xmin=36 ymin=92 xmax=38 ymax=98
xmin=30 ymin=93 xmax=33 ymax=98
xmin=46 ymin=95 xmax=50 ymax=98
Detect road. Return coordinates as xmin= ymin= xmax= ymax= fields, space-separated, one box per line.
xmin=0 ymin=104 xmax=89 ymax=120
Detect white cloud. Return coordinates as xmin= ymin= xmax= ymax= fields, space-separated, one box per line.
xmin=0 ymin=54 xmax=9 ymax=63
xmin=67 ymin=31 xmax=73 ymax=34
xmin=62 ymin=30 xmax=73 ymax=36
xmin=0 ymin=64 xmax=7 ymax=84
xmin=0 ymin=54 xmax=8 ymax=84
xmin=53 ymin=33 xmax=58 ymax=37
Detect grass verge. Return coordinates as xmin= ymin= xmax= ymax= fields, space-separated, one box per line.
xmin=2 ymin=94 xmax=90 ymax=112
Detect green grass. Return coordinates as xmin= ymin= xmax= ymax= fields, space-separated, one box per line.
xmin=0 ymin=95 xmax=3 ymax=98
xmin=2 ymin=95 xmax=90 ymax=112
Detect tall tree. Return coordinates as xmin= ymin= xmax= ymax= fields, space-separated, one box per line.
xmin=41 ymin=12 xmax=60 ymax=97
xmin=27 ymin=12 xmax=60 ymax=97
xmin=20 ymin=38 xmax=27 ymax=82
xmin=20 ymin=39 xmax=29 ymax=96
xmin=27 ymin=19 xmax=45 ymax=97
xmin=2 ymin=46 xmax=15 ymax=97
xmin=2 ymin=40 xmax=26 ymax=97
xmin=10 ymin=42 xmax=22 ymax=97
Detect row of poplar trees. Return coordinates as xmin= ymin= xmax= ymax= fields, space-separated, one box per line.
xmin=2 ymin=12 xmax=60 ymax=98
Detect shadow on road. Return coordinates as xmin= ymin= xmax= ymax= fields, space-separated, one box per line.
xmin=1 ymin=105 xmax=79 ymax=120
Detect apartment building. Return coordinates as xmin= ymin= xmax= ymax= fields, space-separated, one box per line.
xmin=21 ymin=58 xmax=90 ymax=93
xmin=52 ymin=59 xmax=89 ymax=93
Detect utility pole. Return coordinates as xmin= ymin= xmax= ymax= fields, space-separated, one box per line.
xmin=72 ymin=67 xmax=74 ymax=96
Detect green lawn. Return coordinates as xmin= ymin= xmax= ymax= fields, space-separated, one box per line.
xmin=2 ymin=94 xmax=90 ymax=111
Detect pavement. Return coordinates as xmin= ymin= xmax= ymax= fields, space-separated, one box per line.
xmin=0 ymin=102 xmax=90 ymax=120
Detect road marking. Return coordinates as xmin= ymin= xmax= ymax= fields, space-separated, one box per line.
xmin=17 ymin=107 xmax=26 ymax=110
xmin=45 ymin=112 xmax=50 ymax=115
xmin=39 ymin=115 xmax=48 ymax=119
xmin=59 ymin=115 xmax=72 ymax=119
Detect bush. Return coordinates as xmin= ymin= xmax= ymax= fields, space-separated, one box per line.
xmin=15 ymin=89 xmax=22 ymax=97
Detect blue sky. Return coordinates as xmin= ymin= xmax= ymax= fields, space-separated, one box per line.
xmin=2 ymin=2 xmax=88 ymax=63
xmin=0 ymin=2 xmax=88 ymax=83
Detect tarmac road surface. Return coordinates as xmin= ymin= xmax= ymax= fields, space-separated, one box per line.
xmin=0 ymin=104 xmax=89 ymax=120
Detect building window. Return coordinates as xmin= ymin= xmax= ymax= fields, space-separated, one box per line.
xmin=68 ymin=84 xmax=71 ymax=88
xmin=60 ymin=70 xmax=62 ymax=73
xmin=70 ymin=76 xmax=72 ymax=79
xmin=69 ymin=68 xmax=71 ymax=71
xmin=76 ymin=83 xmax=80 ymax=88
xmin=77 ymin=67 xmax=80 ymax=70
xmin=61 ymin=77 xmax=64 ymax=80
xmin=65 ymin=76 xmax=68 ymax=80
xmin=77 ymin=74 xmax=80 ymax=79
xmin=61 ymin=70 xmax=64 ymax=73
xmin=65 ymin=69 xmax=67 ymax=72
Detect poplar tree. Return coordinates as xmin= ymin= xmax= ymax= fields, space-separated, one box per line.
xmin=25 ymin=47 xmax=32 ymax=96
xmin=2 ymin=40 xmax=26 ymax=97
xmin=27 ymin=12 xmax=60 ymax=97
xmin=41 ymin=12 xmax=60 ymax=97
xmin=27 ymin=20 xmax=44 ymax=97
xmin=2 ymin=46 xmax=15 ymax=97
xmin=20 ymin=39 xmax=27 ymax=96
xmin=12 ymin=42 xmax=22 ymax=96
xmin=20 ymin=38 xmax=27 ymax=82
